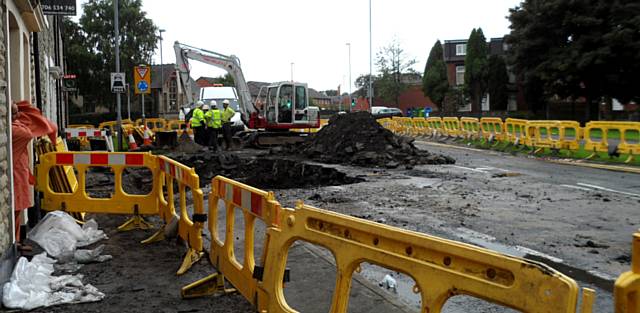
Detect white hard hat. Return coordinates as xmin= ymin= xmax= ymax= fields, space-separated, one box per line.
xmin=202 ymin=104 xmax=210 ymax=110
xmin=210 ymin=100 xmax=217 ymax=107
xmin=223 ymin=99 xmax=230 ymax=105
xmin=196 ymin=100 xmax=204 ymax=106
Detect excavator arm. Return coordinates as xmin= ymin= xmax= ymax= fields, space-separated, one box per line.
xmin=174 ymin=41 xmax=256 ymax=121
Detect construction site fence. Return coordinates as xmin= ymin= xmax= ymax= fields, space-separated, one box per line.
xmin=35 ymin=151 xmax=205 ymax=274
xmin=36 ymin=151 xmax=640 ymax=312
xmin=379 ymin=117 xmax=640 ymax=162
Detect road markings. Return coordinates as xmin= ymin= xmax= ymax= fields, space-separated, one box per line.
xmin=576 ymin=182 xmax=640 ymax=199
xmin=560 ymin=184 xmax=594 ymax=192
xmin=451 ymin=165 xmax=486 ymax=173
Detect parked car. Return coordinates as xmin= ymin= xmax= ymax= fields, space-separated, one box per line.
xmin=373 ymin=107 xmax=403 ymax=119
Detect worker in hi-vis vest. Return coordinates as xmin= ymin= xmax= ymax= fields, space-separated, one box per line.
xmin=221 ymin=99 xmax=235 ymax=150
xmin=190 ymin=101 xmax=206 ymax=145
xmin=205 ymin=100 xmax=222 ymax=150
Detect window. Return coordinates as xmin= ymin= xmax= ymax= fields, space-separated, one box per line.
xmin=295 ymin=86 xmax=306 ymax=109
xmin=456 ymin=44 xmax=467 ymax=56
xmin=168 ymin=77 xmax=178 ymax=112
xmin=456 ymin=66 xmax=465 ymax=86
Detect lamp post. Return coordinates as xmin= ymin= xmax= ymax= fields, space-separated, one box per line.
xmin=368 ymin=0 xmax=373 ymax=112
xmin=346 ymin=42 xmax=352 ymax=99
xmin=159 ymin=29 xmax=165 ymax=116
xmin=290 ymin=62 xmax=294 ymax=82
xmin=114 ymin=0 xmax=122 ymax=150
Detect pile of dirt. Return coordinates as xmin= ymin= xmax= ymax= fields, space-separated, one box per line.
xmin=273 ymin=112 xmax=454 ymax=168
xmin=165 ymin=152 xmax=363 ymax=189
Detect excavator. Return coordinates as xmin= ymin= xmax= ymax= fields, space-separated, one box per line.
xmin=174 ymin=41 xmax=320 ymax=146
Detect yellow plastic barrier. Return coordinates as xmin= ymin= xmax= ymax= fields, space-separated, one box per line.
xmin=136 ymin=118 xmax=168 ymax=131
xmin=392 ymin=117 xmax=413 ymax=135
xmin=504 ymin=118 xmax=529 ymax=145
xmin=584 ymin=121 xmax=640 ymax=162
xmin=426 ymin=117 xmax=444 ymax=137
xmin=480 ymin=117 xmax=506 ymax=142
xmin=182 ymin=176 xmax=284 ymax=302
xmin=442 ymin=117 xmax=462 ymax=137
xmin=98 ymin=119 xmax=134 ymax=133
xmin=556 ymin=121 xmax=582 ymax=151
xmin=36 ymin=152 xmax=159 ymax=218
xmin=412 ymin=117 xmax=429 ymax=137
xmin=378 ymin=118 xmax=400 ymax=134
xmin=460 ymin=117 xmax=481 ymax=140
xmin=144 ymin=155 xmax=206 ymax=275
xmin=525 ymin=120 xmax=559 ymax=150
xmin=614 ymin=232 xmax=640 ymax=313
xmin=167 ymin=120 xmax=194 ymax=136
xmin=257 ymin=202 xmax=595 ymax=313
xmin=67 ymin=124 xmax=95 ymax=129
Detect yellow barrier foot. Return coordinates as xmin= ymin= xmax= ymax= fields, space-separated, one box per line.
xmin=140 ymin=226 xmax=165 ymax=244
xmin=181 ymin=273 xmax=236 ymax=299
xmin=585 ymin=152 xmax=597 ymax=160
xmin=177 ymin=248 xmax=205 ymax=275
xmin=117 ymin=214 xmax=153 ymax=232
xmin=624 ymin=154 xmax=634 ymax=164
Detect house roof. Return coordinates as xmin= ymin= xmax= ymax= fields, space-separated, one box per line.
xmin=247 ymin=81 xmax=270 ymax=97
xmin=151 ymin=64 xmax=177 ymax=89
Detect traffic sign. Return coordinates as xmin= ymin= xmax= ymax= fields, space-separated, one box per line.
xmin=134 ymin=65 xmax=151 ymax=94
xmin=111 ymin=72 xmax=125 ymax=93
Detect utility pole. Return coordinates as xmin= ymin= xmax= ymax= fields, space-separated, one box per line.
xmin=159 ymin=29 xmax=165 ymax=116
xmin=368 ymin=0 xmax=373 ymax=112
xmin=290 ymin=62 xmax=294 ymax=82
xmin=346 ymin=42 xmax=352 ymax=98
xmin=126 ymin=83 xmax=131 ymax=120
xmin=114 ymin=0 xmax=122 ymax=150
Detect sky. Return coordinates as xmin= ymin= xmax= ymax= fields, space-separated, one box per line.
xmin=74 ymin=0 xmax=522 ymax=92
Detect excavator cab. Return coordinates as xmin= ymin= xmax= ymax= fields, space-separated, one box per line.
xmin=261 ymin=82 xmax=319 ymax=128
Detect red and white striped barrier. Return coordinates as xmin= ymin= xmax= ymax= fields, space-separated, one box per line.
xmin=65 ymin=128 xmax=108 ymax=139
xmin=54 ymin=153 xmax=145 ymax=166
xmin=215 ymin=179 xmax=265 ymax=217
xmin=158 ymin=157 xmax=192 ymax=183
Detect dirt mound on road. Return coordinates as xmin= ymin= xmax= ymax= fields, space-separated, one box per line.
xmin=274 ymin=112 xmax=454 ymax=168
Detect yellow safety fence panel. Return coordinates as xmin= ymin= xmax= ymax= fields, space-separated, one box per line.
xmin=412 ymin=117 xmax=429 ymax=137
xmin=257 ymin=202 xmax=595 ymax=313
xmin=427 ymin=117 xmax=444 ymax=137
xmin=136 ymin=118 xmax=168 ymax=131
xmin=480 ymin=117 xmax=506 ymax=141
xmin=378 ymin=118 xmax=398 ymax=134
xmin=460 ymin=117 xmax=481 ymax=140
xmin=67 ymin=124 xmax=95 ymax=129
xmin=36 ymin=152 xmax=159 ymax=215
xmin=146 ymin=155 xmax=206 ymax=275
xmin=182 ymin=176 xmax=283 ymax=302
xmin=504 ymin=118 xmax=529 ymax=145
xmin=391 ymin=117 xmax=410 ymax=135
xmin=167 ymin=120 xmax=194 ymax=136
xmin=614 ymin=232 xmax=640 ymax=313
xmin=556 ymin=121 xmax=582 ymax=151
xmin=525 ymin=120 xmax=560 ymax=149
xmin=584 ymin=121 xmax=640 ymax=162
xmin=98 ymin=119 xmax=134 ymax=133
xmin=442 ymin=117 xmax=462 ymax=137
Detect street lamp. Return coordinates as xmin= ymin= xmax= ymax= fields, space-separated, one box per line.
xmin=159 ymin=29 xmax=166 ymax=116
xmin=368 ymin=0 xmax=373 ymax=112
xmin=346 ymin=42 xmax=352 ymax=100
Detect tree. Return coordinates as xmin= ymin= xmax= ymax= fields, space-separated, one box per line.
xmin=211 ymin=73 xmax=235 ymax=86
xmin=464 ymin=28 xmax=489 ymax=114
xmin=422 ymin=40 xmax=449 ymax=109
xmin=65 ymin=0 xmax=158 ymax=112
xmin=487 ymin=55 xmax=509 ymax=111
xmin=354 ymin=74 xmax=377 ymax=99
xmin=375 ymin=39 xmax=417 ymax=105
xmin=507 ymin=0 xmax=640 ymax=120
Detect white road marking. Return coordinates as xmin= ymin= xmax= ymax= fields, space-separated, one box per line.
xmin=560 ymin=184 xmax=594 ymax=192
xmin=451 ymin=165 xmax=486 ymax=173
xmin=577 ymin=182 xmax=640 ymax=199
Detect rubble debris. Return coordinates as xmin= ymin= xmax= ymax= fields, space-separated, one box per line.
xmin=272 ymin=112 xmax=455 ymax=167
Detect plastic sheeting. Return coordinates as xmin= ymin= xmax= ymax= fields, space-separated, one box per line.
xmin=27 ymin=211 xmax=107 ymax=260
xmin=2 ymin=253 xmax=104 ymax=310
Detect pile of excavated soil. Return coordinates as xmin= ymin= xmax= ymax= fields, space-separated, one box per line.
xmin=164 ymin=152 xmax=363 ymax=189
xmin=274 ymin=112 xmax=454 ymax=168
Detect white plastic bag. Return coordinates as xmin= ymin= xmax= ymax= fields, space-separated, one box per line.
xmin=27 ymin=211 xmax=107 ymax=258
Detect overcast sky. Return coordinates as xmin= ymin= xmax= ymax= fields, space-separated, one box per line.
xmin=76 ymin=0 xmax=522 ymax=92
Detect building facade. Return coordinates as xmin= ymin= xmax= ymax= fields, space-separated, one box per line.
xmin=0 ymin=0 xmax=65 ymax=290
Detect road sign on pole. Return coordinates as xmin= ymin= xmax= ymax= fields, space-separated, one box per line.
xmin=111 ymin=72 xmax=126 ymax=93
xmin=134 ymin=65 xmax=151 ymax=94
